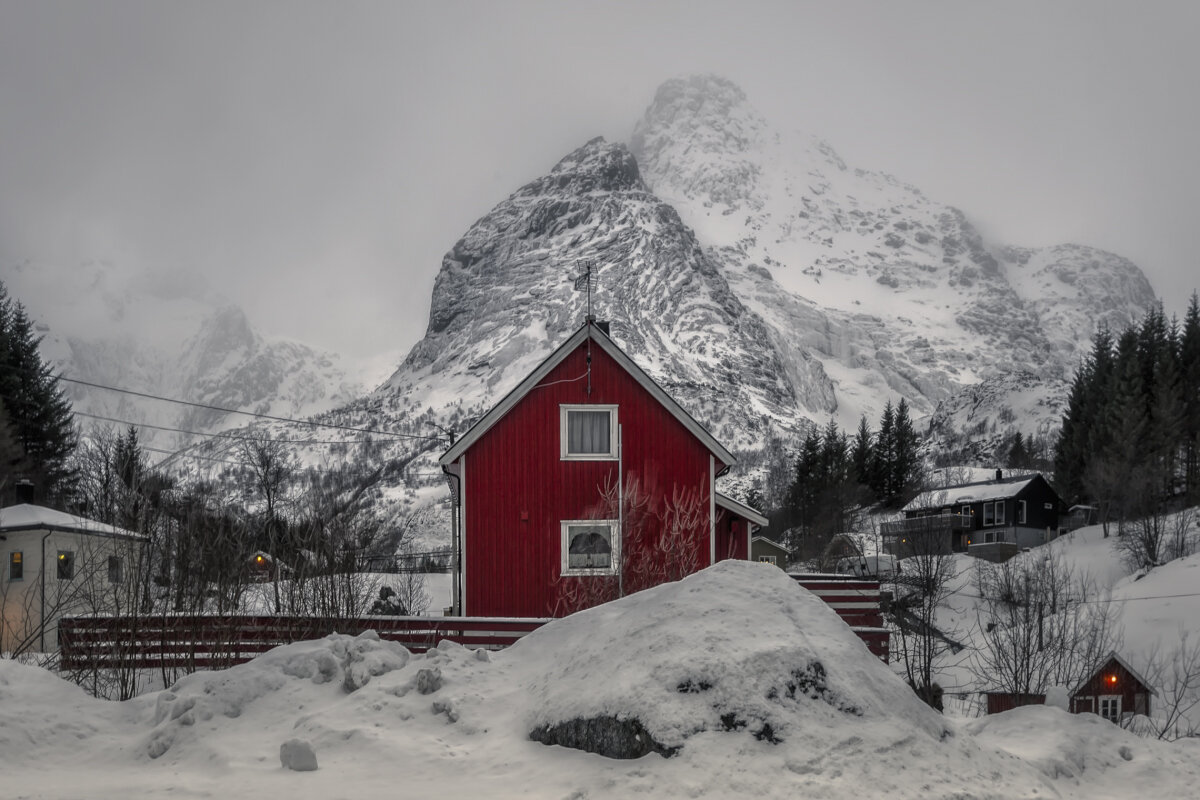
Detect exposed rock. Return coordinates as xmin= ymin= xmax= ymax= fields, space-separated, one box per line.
xmin=529 ymin=715 xmax=678 ymax=759
xmin=279 ymin=738 xmax=318 ymax=772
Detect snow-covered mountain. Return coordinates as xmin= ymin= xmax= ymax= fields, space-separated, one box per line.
xmin=3 ymin=259 xmax=363 ymax=453
xmin=361 ymin=75 xmax=1156 ymax=482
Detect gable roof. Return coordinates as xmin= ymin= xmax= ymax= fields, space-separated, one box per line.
xmin=1071 ymin=651 xmax=1157 ymax=697
xmin=902 ymin=473 xmax=1046 ymax=512
xmin=715 ymin=493 xmax=769 ymax=528
xmin=0 ymin=503 xmax=143 ymax=540
xmin=439 ymin=321 xmax=736 ymax=467
xmin=750 ymin=535 xmax=791 ymax=556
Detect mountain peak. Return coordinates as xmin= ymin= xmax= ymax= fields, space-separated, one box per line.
xmin=538 ymin=137 xmax=644 ymax=194
xmin=632 ymin=75 xmax=763 ymax=162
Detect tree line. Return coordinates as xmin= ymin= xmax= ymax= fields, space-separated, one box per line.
xmin=1053 ymin=296 xmax=1200 ymax=556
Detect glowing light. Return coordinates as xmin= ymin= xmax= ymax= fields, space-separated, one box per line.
xmin=1108 ymin=675 xmax=1118 ymax=684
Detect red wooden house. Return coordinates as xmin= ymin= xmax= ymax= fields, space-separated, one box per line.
xmin=1069 ymin=652 xmax=1154 ymax=722
xmin=439 ymin=320 xmax=768 ymax=618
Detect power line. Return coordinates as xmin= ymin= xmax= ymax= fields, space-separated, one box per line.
xmin=2 ymin=364 xmax=446 ymax=443
xmin=72 ymin=409 xmax=401 ymax=447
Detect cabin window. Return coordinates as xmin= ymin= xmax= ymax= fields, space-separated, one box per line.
xmin=982 ymin=503 xmax=995 ymax=526
xmin=57 ymin=550 xmax=75 ymax=580
xmin=108 ymin=556 xmax=123 ymax=585
xmin=560 ymin=405 xmax=618 ymax=460
xmin=1017 ymin=500 xmax=1027 ymax=525
xmin=8 ymin=551 xmax=22 ymax=581
xmin=994 ymin=502 xmax=1005 ymax=525
xmin=960 ymin=505 xmax=970 ymax=520
xmin=758 ymin=555 xmax=777 ymax=565
xmin=1099 ymin=695 xmax=1121 ymax=723
xmin=561 ymin=520 xmax=619 ymax=575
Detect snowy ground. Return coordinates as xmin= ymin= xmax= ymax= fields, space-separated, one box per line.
xmin=4 ymin=561 xmax=1198 ymax=799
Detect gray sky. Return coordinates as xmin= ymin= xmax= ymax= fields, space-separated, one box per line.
xmin=2 ymin=1 xmax=1197 ymax=363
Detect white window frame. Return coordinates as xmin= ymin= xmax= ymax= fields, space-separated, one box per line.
xmin=560 ymin=405 xmax=619 ymax=461
xmin=758 ymin=555 xmax=777 ymax=565
xmin=561 ymin=520 xmax=620 ymax=576
xmin=994 ymin=501 xmax=1005 ymax=526
xmin=1099 ymin=695 xmax=1122 ymax=723
xmin=1017 ymin=500 xmax=1027 ymax=525
xmin=982 ymin=503 xmax=995 ymax=526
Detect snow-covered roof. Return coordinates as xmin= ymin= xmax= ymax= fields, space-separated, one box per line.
xmin=715 ymin=493 xmax=769 ymax=528
xmin=0 ymin=503 xmax=143 ymax=540
xmin=902 ymin=475 xmax=1040 ymax=512
xmin=439 ymin=321 xmax=736 ymax=468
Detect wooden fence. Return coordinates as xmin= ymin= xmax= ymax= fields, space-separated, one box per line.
xmin=58 ymin=615 xmax=547 ymax=672
xmin=59 ymin=575 xmax=889 ymax=672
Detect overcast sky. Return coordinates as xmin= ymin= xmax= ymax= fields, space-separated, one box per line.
xmin=1 ymin=1 xmax=1197 ymax=364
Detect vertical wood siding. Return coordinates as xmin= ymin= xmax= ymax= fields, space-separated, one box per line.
xmin=462 ymin=341 xmax=719 ymax=617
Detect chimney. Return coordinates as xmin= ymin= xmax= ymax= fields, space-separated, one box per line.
xmin=15 ymin=479 xmax=34 ymax=504
xmin=995 ymin=469 xmax=1003 ymax=482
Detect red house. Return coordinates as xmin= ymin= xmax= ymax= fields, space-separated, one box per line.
xmin=439 ymin=320 xmax=768 ymax=618
xmin=1069 ymin=652 xmax=1154 ymax=722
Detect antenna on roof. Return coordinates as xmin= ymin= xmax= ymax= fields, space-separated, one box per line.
xmin=571 ymin=258 xmax=595 ymax=322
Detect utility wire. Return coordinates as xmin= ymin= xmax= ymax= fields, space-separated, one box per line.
xmin=72 ymin=409 xmax=402 ymax=447
xmin=1 ymin=364 xmax=446 ymax=443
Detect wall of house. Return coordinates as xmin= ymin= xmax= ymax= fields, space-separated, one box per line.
xmin=1 ymin=529 xmax=140 ymax=652
xmin=714 ymin=511 xmax=749 ymax=563
xmin=461 ymin=341 xmax=719 ymax=618
xmin=1070 ymin=659 xmax=1151 ymax=718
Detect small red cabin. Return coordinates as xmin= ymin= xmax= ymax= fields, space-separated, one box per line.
xmin=1070 ymin=652 xmax=1154 ymax=722
xmin=439 ymin=321 xmax=768 ymax=617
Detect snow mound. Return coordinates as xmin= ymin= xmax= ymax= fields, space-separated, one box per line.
xmin=516 ymin=560 xmax=946 ymax=753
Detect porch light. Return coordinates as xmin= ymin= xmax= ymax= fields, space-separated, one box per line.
xmin=255 ymin=555 xmax=266 ymax=565
xmin=1108 ymin=675 xmax=1118 ymax=685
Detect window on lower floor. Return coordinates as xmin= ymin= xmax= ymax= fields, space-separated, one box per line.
xmin=108 ymin=555 xmax=123 ymax=585
xmin=758 ymin=555 xmax=777 ymax=565
xmin=560 ymin=405 xmax=618 ymax=460
xmin=57 ymin=550 xmax=75 ymax=580
xmin=561 ymin=520 xmax=619 ymax=575
xmin=9 ymin=551 xmax=22 ymax=581
xmin=1099 ymin=695 xmax=1122 ymax=723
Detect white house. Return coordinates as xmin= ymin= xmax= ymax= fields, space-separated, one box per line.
xmin=0 ymin=504 xmax=145 ymax=654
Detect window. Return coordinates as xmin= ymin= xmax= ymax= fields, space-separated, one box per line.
xmin=758 ymin=555 xmax=777 ymax=565
xmin=994 ymin=501 xmax=1005 ymax=526
xmin=982 ymin=503 xmax=995 ymax=526
xmin=1017 ymin=500 xmax=1027 ymax=525
xmin=108 ymin=556 xmax=123 ymax=585
xmin=9 ymin=551 xmax=22 ymax=581
xmin=561 ymin=520 xmax=619 ymax=575
xmin=57 ymin=550 xmax=75 ymax=580
xmin=1099 ymin=695 xmax=1122 ymax=723
xmin=960 ymin=505 xmax=970 ymax=521
xmin=561 ymin=405 xmax=618 ymax=460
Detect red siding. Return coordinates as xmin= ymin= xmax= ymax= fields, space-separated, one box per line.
xmin=1070 ymin=658 xmax=1151 ymax=717
xmin=461 ymin=340 xmax=719 ymax=617
xmin=714 ymin=510 xmax=750 ymax=562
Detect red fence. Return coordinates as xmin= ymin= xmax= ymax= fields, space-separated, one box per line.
xmin=60 ymin=576 xmax=889 ymax=672
xmin=58 ymin=615 xmax=547 ymax=672
xmin=792 ymin=574 xmax=890 ymax=662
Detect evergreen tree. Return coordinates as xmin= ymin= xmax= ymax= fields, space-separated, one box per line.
xmin=890 ymin=398 xmax=921 ymax=507
xmin=1006 ymin=431 xmax=1031 ymax=470
xmin=870 ymin=401 xmax=895 ymax=501
xmin=0 ymin=281 xmax=78 ymax=505
xmin=1181 ymin=293 xmax=1200 ymax=500
xmin=850 ymin=415 xmax=873 ymax=489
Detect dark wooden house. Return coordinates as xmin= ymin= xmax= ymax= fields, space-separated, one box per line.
xmin=882 ymin=471 xmax=1064 ymax=560
xmin=750 ymin=535 xmax=791 ymax=567
xmin=438 ymin=321 xmax=767 ymax=618
xmin=1070 ymin=652 xmax=1154 ymax=722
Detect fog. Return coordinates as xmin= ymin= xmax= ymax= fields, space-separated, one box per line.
xmin=2 ymin=1 xmax=1197 ymax=361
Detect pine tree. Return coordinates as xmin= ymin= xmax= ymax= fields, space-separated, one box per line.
xmin=850 ymin=415 xmax=873 ymax=489
xmin=890 ymin=399 xmax=921 ymax=507
xmin=1181 ymin=293 xmax=1200 ymax=500
xmin=0 ymin=281 xmax=78 ymax=505
xmin=870 ymin=401 xmax=895 ymax=502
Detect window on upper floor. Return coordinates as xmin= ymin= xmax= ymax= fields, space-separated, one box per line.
xmin=995 ymin=501 xmax=1006 ymax=525
xmin=561 ymin=520 xmax=619 ymax=575
xmin=108 ymin=555 xmax=123 ymax=585
xmin=1017 ymin=500 xmax=1027 ymax=525
xmin=982 ymin=503 xmax=995 ymax=526
xmin=560 ymin=405 xmax=618 ymax=460
xmin=9 ymin=551 xmax=22 ymax=581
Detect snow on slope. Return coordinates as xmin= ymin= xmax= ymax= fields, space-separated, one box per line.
xmin=6 ymin=560 xmax=1198 ymax=799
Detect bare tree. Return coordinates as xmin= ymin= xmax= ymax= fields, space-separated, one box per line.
xmin=1139 ymin=630 xmax=1200 ymax=740
xmin=238 ymin=434 xmax=296 ymax=613
xmin=971 ymin=547 xmax=1121 ymax=697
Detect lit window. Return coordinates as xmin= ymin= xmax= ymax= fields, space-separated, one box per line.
xmin=561 ymin=406 xmax=618 ymax=460
xmin=561 ymin=521 xmax=618 ymax=575
xmin=758 ymin=555 xmax=777 ymax=565
xmin=107 ymin=556 xmax=123 ymax=585
xmin=9 ymin=551 xmax=22 ymax=581
xmin=57 ymin=551 xmax=75 ymax=581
